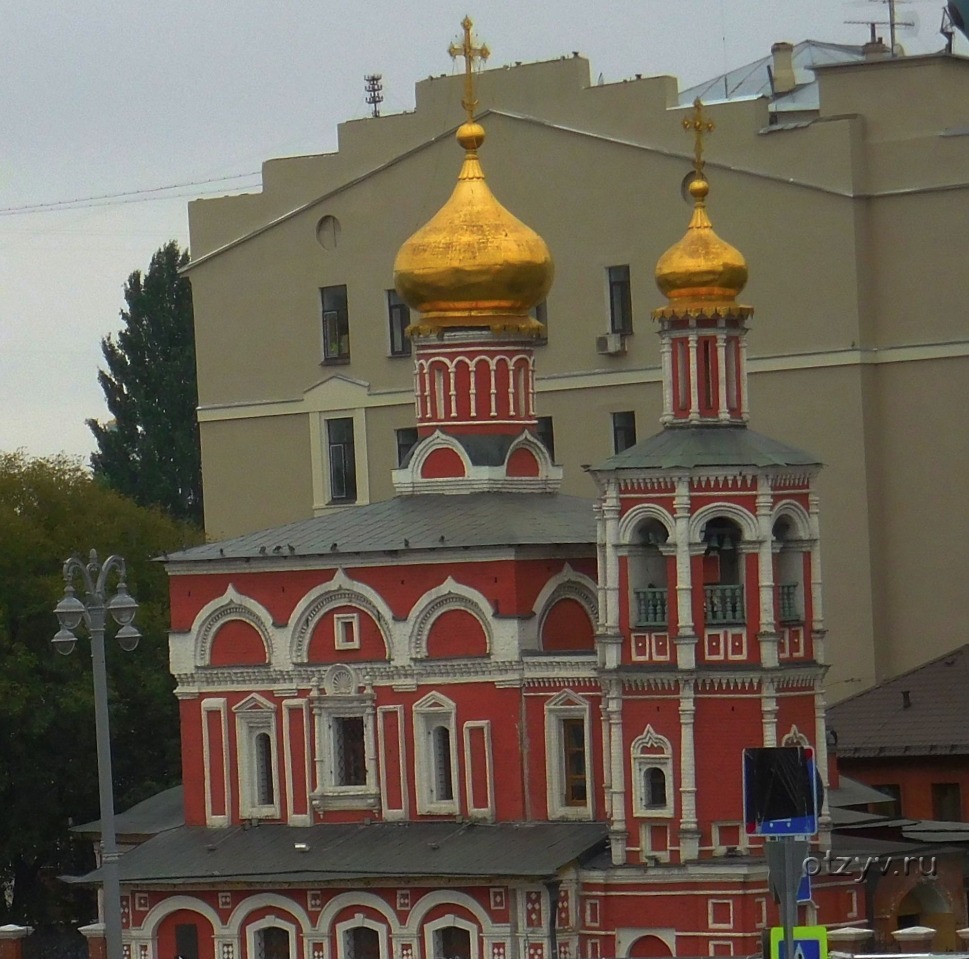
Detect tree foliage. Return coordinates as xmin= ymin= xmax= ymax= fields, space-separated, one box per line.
xmin=0 ymin=451 xmax=202 ymax=925
xmin=88 ymin=241 xmax=202 ymax=525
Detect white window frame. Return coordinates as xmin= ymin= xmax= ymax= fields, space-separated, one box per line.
xmin=247 ymin=917 xmax=298 ymax=959
xmin=631 ymin=726 xmax=674 ymax=819
xmin=414 ymin=693 xmax=459 ymax=815
xmin=423 ymin=915 xmax=478 ymax=959
xmin=545 ymin=692 xmax=593 ymax=821
xmin=234 ymin=697 xmax=280 ymax=820
xmin=335 ymin=916 xmax=389 ymax=959
xmin=311 ymin=678 xmax=379 ymax=811
xmin=334 ymin=612 xmax=360 ymax=650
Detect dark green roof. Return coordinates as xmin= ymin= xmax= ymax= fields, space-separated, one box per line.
xmin=593 ymin=426 xmax=820 ymax=471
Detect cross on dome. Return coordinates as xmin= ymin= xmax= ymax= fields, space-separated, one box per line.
xmin=448 ymin=16 xmax=490 ymax=121
xmin=683 ymin=97 xmax=714 ymax=180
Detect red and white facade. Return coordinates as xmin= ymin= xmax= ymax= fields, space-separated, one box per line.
xmin=95 ymin=91 xmax=864 ymax=959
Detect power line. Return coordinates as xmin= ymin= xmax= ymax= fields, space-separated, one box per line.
xmin=0 ymin=172 xmax=262 ymax=217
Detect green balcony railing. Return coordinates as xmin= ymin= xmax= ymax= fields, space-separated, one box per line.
xmin=778 ymin=582 xmax=801 ymax=623
xmin=634 ymin=588 xmax=668 ymax=627
xmin=704 ymin=584 xmax=745 ymax=625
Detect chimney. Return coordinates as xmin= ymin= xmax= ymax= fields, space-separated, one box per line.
xmin=902 ymin=690 xmax=912 ymax=709
xmin=863 ymin=37 xmax=891 ymax=60
xmin=770 ymin=42 xmax=797 ymax=94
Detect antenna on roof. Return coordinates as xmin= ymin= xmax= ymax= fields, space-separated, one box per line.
xmin=846 ymin=0 xmax=918 ymax=54
xmin=364 ymin=74 xmax=384 ymax=118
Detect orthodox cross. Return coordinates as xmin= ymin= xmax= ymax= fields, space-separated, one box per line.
xmin=683 ymin=97 xmax=714 ymax=178
xmin=449 ymin=16 xmax=490 ymax=121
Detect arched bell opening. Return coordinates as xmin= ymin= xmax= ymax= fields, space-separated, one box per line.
xmin=702 ymin=517 xmax=745 ymax=625
xmin=629 ymin=519 xmax=670 ymax=629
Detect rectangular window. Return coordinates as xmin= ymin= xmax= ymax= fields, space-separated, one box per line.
xmin=335 ymin=717 xmax=367 ymax=786
xmin=536 ymin=416 xmax=555 ymax=460
xmin=387 ymin=289 xmax=411 ymax=357
xmin=872 ymin=783 xmax=901 ymax=817
xmin=612 ymin=411 xmax=637 ymax=454
xmin=395 ymin=426 xmax=419 ymax=467
xmin=175 ymin=925 xmax=199 ymax=959
xmin=322 ymin=285 xmax=350 ymax=362
xmin=561 ymin=717 xmax=587 ymax=806
xmin=932 ymin=782 xmax=961 ymax=821
xmin=327 ymin=417 xmax=357 ymax=502
xmin=607 ymin=265 xmax=633 ymax=334
xmin=334 ymin=613 xmax=359 ymax=650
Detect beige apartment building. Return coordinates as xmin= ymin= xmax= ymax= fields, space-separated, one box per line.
xmin=184 ymin=45 xmax=969 ymax=698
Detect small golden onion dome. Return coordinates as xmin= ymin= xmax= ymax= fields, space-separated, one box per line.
xmin=393 ymin=121 xmax=554 ymax=335
xmin=655 ymin=176 xmax=748 ymax=306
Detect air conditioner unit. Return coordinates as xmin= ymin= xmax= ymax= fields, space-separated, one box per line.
xmin=595 ymin=332 xmax=626 ymax=355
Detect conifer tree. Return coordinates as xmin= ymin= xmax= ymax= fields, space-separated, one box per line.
xmin=88 ymin=241 xmax=202 ymax=524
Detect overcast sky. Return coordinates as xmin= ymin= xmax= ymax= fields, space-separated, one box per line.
xmin=1 ymin=0 xmax=960 ymax=461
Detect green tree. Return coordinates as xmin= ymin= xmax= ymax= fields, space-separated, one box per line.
xmin=88 ymin=241 xmax=202 ymax=525
xmin=0 ymin=451 xmax=202 ymax=925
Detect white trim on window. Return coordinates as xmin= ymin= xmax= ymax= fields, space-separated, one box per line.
xmin=414 ymin=692 xmax=459 ymax=815
xmin=334 ymin=613 xmax=360 ymax=650
xmin=631 ymin=725 xmax=674 ymax=819
xmin=545 ymin=691 xmax=593 ymax=821
xmin=234 ymin=695 xmax=280 ymax=820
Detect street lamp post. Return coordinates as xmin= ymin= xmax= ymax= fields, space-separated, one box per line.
xmin=53 ymin=550 xmax=140 ymax=959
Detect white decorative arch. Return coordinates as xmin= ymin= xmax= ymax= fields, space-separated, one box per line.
xmin=781 ymin=724 xmax=810 ymax=747
xmin=140 ymin=895 xmax=224 ymax=938
xmin=422 ymin=914 xmax=480 ymax=959
xmin=404 ymin=889 xmax=492 ymax=935
xmin=617 ymin=504 xmax=676 ymax=545
xmin=193 ymin=585 xmax=274 ymax=667
xmin=409 ymin=577 xmax=493 ymax=659
xmin=504 ymin=430 xmax=555 ymax=476
xmin=631 ymin=724 xmax=672 ymax=756
xmin=225 ymin=893 xmax=313 ymax=937
xmin=531 ymin=565 xmax=598 ymax=647
xmin=246 ymin=914 xmax=299 ymax=959
xmin=334 ymin=915 xmax=392 ymax=959
xmin=405 ymin=430 xmax=473 ymax=477
xmin=771 ymin=500 xmax=813 ymax=541
xmin=688 ymin=502 xmax=759 ymax=544
xmin=289 ymin=569 xmax=394 ymax=663
xmin=316 ymin=892 xmax=399 ymax=934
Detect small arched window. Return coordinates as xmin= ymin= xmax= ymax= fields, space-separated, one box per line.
xmin=643 ymin=767 xmax=667 ymax=808
xmin=255 ymin=731 xmax=274 ymax=806
xmin=432 ymin=725 xmax=454 ymax=801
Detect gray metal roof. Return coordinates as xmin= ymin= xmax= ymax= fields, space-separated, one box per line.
xmin=74 ymin=786 xmax=184 ymax=839
xmin=591 ymin=426 xmax=820 ymax=472
xmin=829 ymin=775 xmax=897 ymax=809
xmin=70 ymin=820 xmax=608 ymax=885
xmin=165 ymin=493 xmax=596 ymax=564
xmin=678 ymin=40 xmax=866 ymax=113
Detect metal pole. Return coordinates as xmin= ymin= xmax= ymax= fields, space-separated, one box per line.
xmin=89 ymin=598 xmax=123 ymax=959
xmin=782 ymin=838 xmax=796 ymax=959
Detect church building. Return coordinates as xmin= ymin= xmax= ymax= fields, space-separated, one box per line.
xmin=95 ymin=21 xmax=863 ymax=959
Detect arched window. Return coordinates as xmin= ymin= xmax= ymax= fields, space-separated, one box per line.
xmin=643 ymin=767 xmax=667 ymax=808
xmin=432 ymin=725 xmax=454 ymax=802
xmin=631 ymin=726 xmax=674 ymax=818
xmin=773 ymin=517 xmax=804 ymax=624
xmin=630 ymin=519 xmax=669 ymax=628
xmin=255 ymin=731 xmax=274 ymax=806
xmin=434 ymin=926 xmax=471 ymax=959
xmin=703 ymin=517 xmax=744 ymax=625
xmin=256 ymin=927 xmax=290 ymax=959
xmin=345 ymin=927 xmax=380 ymax=959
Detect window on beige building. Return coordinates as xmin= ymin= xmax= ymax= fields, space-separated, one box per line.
xmin=322 ymin=284 xmax=350 ymax=362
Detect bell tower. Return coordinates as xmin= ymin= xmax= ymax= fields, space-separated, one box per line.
xmin=588 ymin=101 xmax=831 ymax=865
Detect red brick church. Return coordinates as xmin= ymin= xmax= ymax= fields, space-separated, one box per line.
xmin=78 ymin=23 xmax=864 ymax=959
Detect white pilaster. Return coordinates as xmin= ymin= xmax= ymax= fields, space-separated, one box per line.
xmin=678 ymin=680 xmax=699 ymax=860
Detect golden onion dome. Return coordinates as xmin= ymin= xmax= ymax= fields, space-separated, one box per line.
xmin=654 ymin=175 xmax=748 ymax=305
xmin=393 ymin=119 xmax=554 ymax=335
